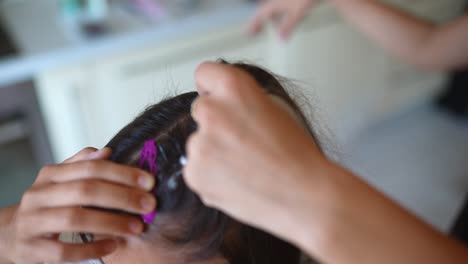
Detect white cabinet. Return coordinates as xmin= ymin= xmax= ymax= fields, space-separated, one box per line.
xmin=81 ymin=24 xmax=269 ymax=148
xmin=35 ymin=65 xmax=95 ymax=161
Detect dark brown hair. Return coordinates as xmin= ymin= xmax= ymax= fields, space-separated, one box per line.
xmin=106 ymin=61 xmax=319 ymax=263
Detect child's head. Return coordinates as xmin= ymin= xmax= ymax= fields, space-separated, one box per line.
xmin=104 ymin=61 xmax=319 ymax=264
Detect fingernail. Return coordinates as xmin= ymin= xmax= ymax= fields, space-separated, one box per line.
xmin=141 ymin=195 xmax=156 ymax=212
xmin=129 ymin=220 xmax=143 ymax=234
xmin=138 ymin=175 xmax=154 ymax=190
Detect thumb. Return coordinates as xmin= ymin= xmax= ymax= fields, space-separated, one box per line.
xmin=195 ymin=61 xmax=265 ymax=101
xmin=63 ymin=147 xmax=112 ymax=163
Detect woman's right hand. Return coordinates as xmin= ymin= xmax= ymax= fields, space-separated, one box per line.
xmin=1 ymin=147 xmax=156 ymax=263
xmin=248 ymin=0 xmax=316 ymax=40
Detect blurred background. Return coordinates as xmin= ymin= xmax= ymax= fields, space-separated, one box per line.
xmin=0 ymin=0 xmax=467 ymax=237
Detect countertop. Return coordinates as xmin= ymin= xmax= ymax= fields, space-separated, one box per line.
xmin=0 ymin=0 xmax=259 ymax=87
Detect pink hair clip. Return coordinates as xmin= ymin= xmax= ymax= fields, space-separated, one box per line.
xmin=138 ymin=140 xmax=158 ymax=224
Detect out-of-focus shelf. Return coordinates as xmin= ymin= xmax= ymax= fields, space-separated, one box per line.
xmin=0 ymin=0 xmax=258 ymax=87
xmin=0 ymin=118 xmax=27 ymax=146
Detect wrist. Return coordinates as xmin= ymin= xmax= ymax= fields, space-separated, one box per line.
xmin=295 ymin=160 xmax=338 ymax=255
xmin=287 ymin=158 xmax=353 ymax=258
xmin=276 ymin=153 xmax=339 ymax=254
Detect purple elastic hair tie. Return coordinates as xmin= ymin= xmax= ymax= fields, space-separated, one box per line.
xmin=138 ymin=139 xmax=158 ymax=224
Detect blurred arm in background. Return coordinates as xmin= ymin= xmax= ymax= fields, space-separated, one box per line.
xmin=249 ymin=0 xmax=468 ymax=71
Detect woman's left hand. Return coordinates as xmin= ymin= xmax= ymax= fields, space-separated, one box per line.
xmin=1 ymin=148 xmax=156 ymax=264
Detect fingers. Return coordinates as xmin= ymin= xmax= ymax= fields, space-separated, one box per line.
xmin=64 ymin=147 xmax=112 ymax=164
xmin=22 ymin=239 xmax=117 ymax=263
xmin=183 ymin=132 xmax=206 ymax=193
xmin=249 ymin=0 xmax=314 ymax=40
xmin=22 ymin=180 xmax=156 ymax=215
xmin=191 ymin=97 xmax=232 ymax=133
xmin=248 ymin=2 xmax=277 ymax=35
xmin=63 ymin=147 xmax=97 ymax=163
xmin=23 ymin=207 xmax=144 ymax=237
xmin=278 ymin=11 xmax=303 ymax=40
xmin=35 ymin=160 xmax=155 ymax=191
xmin=194 ymin=62 xmax=264 ymax=100
xmin=190 ymin=96 xmax=249 ymax=141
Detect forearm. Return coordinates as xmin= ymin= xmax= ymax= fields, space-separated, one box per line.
xmin=327 ymin=0 xmax=468 ymax=70
xmin=295 ymin=163 xmax=468 ymax=263
xmin=0 ymin=205 xmax=16 ymax=264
